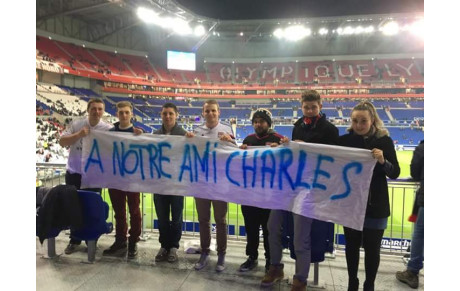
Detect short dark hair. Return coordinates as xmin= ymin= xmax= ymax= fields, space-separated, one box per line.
xmin=301 ymin=90 xmax=321 ymax=104
xmin=162 ymin=102 xmax=178 ymax=114
xmin=87 ymin=98 xmax=104 ymax=111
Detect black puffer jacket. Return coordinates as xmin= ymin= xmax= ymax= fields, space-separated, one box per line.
xmin=339 ymin=131 xmax=400 ymax=218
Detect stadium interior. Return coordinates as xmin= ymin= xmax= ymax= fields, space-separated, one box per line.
xmin=36 ymin=0 xmax=424 ymax=290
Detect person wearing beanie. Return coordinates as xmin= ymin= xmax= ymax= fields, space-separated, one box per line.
xmin=239 ymin=108 xmax=288 ymax=273
xmin=251 ymin=108 xmax=273 ymax=128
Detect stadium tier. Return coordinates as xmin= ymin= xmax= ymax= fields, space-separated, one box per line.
xmin=37 ymin=36 xmax=424 ymax=87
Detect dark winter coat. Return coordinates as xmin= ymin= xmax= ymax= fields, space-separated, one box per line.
xmin=338 ymin=130 xmax=400 ymax=218
xmin=36 ymin=185 xmax=83 ymax=244
xmin=292 ymin=114 xmax=339 ymax=145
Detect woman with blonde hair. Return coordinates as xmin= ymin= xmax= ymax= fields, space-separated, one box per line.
xmin=339 ymin=101 xmax=400 ymax=291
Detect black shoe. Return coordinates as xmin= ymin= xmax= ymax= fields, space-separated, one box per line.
xmin=103 ymin=240 xmax=127 ymax=256
xmin=64 ymin=242 xmax=81 ymax=254
xmin=239 ymin=257 xmax=258 ymax=272
xmin=128 ymin=242 xmax=138 ymax=259
xmin=363 ymin=280 xmax=374 ymax=291
xmin=347 ymin=278 xmax=359 ymax=291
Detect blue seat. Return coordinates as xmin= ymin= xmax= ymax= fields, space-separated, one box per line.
xmin=71 ymin=190 xmax=113 ymax=262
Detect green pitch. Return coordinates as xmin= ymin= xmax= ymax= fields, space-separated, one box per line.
xmin=102 ymin=151 xmax=417 ymax=240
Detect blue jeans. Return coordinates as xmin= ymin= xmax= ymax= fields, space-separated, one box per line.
xmin=408 ymin=207 xmax=424 ymax=274
xmin=154 ymin=194 xmax=184 ymax=250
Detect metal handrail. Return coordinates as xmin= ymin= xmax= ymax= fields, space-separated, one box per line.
xmin=36 ymin=163 xmax=418 ymax=255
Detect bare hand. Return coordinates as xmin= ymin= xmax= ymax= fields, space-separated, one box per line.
xmin=219 ymin=134 xmax=233 ymax=142
xmin=280 ymin=136 xmax=289 ymax=144
xmin=133 ymin=127 xmax=143 ymax=135
xmin=371 ymin=148 xmax=385 ymax=164
xmin=78 ymin=126 xmax=90 ymax=138
xmin=240 ymin=144 xmax=248 ymax=149
xmin=185 ymin=132 xmax=195 ymax=138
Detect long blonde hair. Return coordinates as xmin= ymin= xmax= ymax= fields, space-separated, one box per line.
xmin=347 ymin=101 xmax=389 ymax=138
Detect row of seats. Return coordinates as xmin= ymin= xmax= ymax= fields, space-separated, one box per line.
xmin=36 ymin=36 xmax=423 ymax=85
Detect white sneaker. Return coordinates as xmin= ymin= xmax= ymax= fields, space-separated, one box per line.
xmin=194 ymin=253 xmax=209 ymax=270
xmin=216 ymin=253 xmax=226 ymax=272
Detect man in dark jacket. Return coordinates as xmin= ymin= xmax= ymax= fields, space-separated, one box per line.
xmin=262 ymin=90 xmax=339 ymax=291
xmin=396 ymin=140 xmax=424 ymax=289
xmin=238 ymin=108 xmax=287 ymax=273
xmin=153 ymin=103 xmax=188 ymax=263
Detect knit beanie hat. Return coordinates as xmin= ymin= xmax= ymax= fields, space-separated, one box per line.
xmin=252 ymin=108 xmax=272 ymax=127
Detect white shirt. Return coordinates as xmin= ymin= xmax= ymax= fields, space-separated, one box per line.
xmin=61 ymin=118 xmax=112 ymax=174
xmin=193 ymin=122 xmax=234 ymax=139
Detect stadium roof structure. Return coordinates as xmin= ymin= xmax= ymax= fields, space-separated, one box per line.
xmin=36 ymin=0 xmax=424 ymax=56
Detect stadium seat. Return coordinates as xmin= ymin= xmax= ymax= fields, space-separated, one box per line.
xmin=71 ymin=190 xmax=113 ymax=263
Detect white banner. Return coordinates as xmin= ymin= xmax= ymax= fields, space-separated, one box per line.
xmin=35 ymin=59 xmax=63 ymax=74
xmin=81 ymin=130 xmax=376 ymax=230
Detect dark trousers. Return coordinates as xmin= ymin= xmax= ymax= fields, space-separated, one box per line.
xmin=108 ymin=189 xmax=141 ymax=243
xmin=65 ymin=171 xmax=102 ymax=245
xmin=344 ymin=226 xmax=385 ymax=291
xmin=241 ymin=205 xmax=271 ymax=260
xmin=153 ymin=194 xmax=184 ymax=250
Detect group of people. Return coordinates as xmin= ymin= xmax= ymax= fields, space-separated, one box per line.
xmin=57 ymin=90 xmax=423 ymax=291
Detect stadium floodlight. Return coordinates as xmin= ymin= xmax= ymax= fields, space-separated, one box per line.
xmin=273 ymin=28 xmax=284 ymax=38
xmin=355 ymin=26 xmax=364 ymax=34
xmin=410 ymin=19 xmax=424 ymax=38
xmin=172 ymin=18 xmax=192 ymax=35
xmin=137 ymin=7 xmax=159 ymax=24
xmin=319 ymin=28 xmax=329 ymax=35
xmin=336 ymin=28 xmax=343 ymax=35
xmin=194 ymin=25 xmax=206 ymax=37
xmin=381 ymin=21 xmax=399 ymax=36
xmin=240 ymin=32 xmax=244 ymax=36
xmin=365 ymin=26 xmax=374 ymax=33
xmin=343 ymin=26 xmax=355 ymax=35
xmin=284 ymin=25 xmax=311 ymax=41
